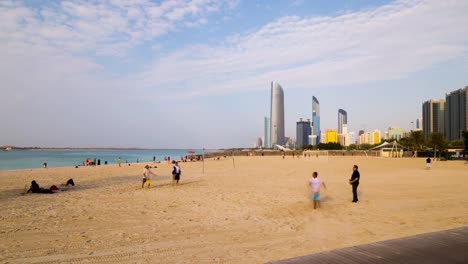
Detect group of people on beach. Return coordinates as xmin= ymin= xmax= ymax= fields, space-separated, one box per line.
xmin=309 ymin=165 xmax=360 ymax=209
xmin=25 ymin=179 xmax=75 ymax=194
xmin=141 ymin=162 xmax=182 ymax=189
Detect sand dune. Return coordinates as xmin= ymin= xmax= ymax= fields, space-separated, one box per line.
xmin=0 ymin=156 xmax=467 ymax=263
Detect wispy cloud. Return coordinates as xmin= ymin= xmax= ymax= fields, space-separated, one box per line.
xmin=0 ymin=0 xmax=234 ymax=57
xmin=137 ymin=0 xmax=468 ymax=98
xmin=1 ymin=0 xmax=467 ymax=147
xmin=2 ymin=0 xmax=468 ymax=104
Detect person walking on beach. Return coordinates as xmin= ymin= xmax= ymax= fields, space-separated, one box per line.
xmin=142 ymin=165 xmax=156 ymax=188
xmin=349 ymin=165 xmax=360 ymax=203
xmin=43 ymin=161 xmax=47 ymax=169
xmin=172 ymin=162 xmax=181 ymax=186
xmin=118 ymin=157 xmax=122 ymax=167
xmin=310 ymin=171 xmax=326 ymax=209
xmin=426 ymin=157 xmax=431 ymax=169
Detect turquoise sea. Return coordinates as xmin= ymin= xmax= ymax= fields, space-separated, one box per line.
xmin=0 ymin=149 xmax=207 ymax=171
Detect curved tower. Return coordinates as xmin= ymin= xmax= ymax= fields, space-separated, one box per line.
xmin=338 ymin=109 xmax=347 ymax=134
xmin=311 ymin=96 xmax=320 ymax=145
xmin=270 ymin=81 xmax=285 ymax=146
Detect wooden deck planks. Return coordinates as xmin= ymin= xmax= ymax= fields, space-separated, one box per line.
xmin=268 ymin=226 xmax=468 ymax=264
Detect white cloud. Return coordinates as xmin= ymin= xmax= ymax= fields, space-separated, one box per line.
xmin=0 ymin=0 xmax=230 ymax=57
xmin=137 ymin=0 xmax=468 ymax=98
xmin=1 ymin=0 xmax=468 ymax=147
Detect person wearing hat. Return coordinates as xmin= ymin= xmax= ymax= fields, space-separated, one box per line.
xmin=142 ymin=165 xmax=156 ymax=188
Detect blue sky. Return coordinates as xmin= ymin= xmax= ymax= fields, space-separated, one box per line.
xmin=1 ymin=0 xmax=468 ymax=149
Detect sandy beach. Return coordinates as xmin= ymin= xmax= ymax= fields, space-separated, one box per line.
xmin=1 ymin=156 xmax=467 ymax=263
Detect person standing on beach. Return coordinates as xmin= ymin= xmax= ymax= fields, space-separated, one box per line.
xmin=426 ymin=157 xmax=431 ymax=169
xmin=310 ymin=172 xmax=326 ymax=209
xmin=43 ymin=161 xmax=47 ymax=169
xmin=349 ymin=165 xmax=360 ymax=203
xmin=142 ymin=165 xmax=156 ymax=188
xmin=118 ymin=157 xmax=122 ymax=167
xmin=172 ymin=162 xmax=181 ymax=186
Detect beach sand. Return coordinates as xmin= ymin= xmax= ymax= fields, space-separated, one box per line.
xmin=0 ymin=156 xmax=467 ymax=263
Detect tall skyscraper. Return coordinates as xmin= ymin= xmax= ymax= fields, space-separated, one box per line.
xmin=445 ymin=86 xmax=468 ymax=141
xmin=296 ymin=118 xmax=311 ymax=148
xmin=311 ymin=96 xmax=320 ymax=145
xmin=422 ymin=99 xmax=445 ymax=138
xmin=264 ymin=117 xmax=271 ymax=148
xmin=270 ymin=81 xmax=285 ymax=146
xmin=338 ymin=109 xmax=347 ymax=134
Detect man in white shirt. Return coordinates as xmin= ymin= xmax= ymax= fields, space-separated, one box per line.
xmin=310 ymin=171 xmax=326 ymax=209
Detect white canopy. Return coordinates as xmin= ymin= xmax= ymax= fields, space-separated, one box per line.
xmin=369 ymin=141 xmax=405 ymax=151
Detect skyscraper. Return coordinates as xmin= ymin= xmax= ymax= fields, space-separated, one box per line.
xmin=444 ymin=86 xmax=468 ymax=141
xmin=422 ymin=99 xmax=445 ymax=138
xmin=311 ymin=96 xmax=320 ymax=145
xmin=264 ymin=117 xmax=271 ymax=148
xmin=416 ymin=117 xmax=423 ymax=130
xmin=270 ymin=81 xmax=285 ymax=146
xmin=296 ymin=118 xmax=311 ymax=148
xmin=338 ymin=109 xmax=347 ymax=134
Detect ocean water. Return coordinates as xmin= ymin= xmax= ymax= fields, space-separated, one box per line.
xmin=0 ymin=149 xmax=207 ymax=171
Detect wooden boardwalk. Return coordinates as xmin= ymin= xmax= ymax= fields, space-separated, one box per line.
xmin=268 ymin=226 xmax=468 ymax=264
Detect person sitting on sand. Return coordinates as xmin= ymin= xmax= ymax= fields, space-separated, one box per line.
xmin=57 ymin=179 xmax=76 ymax=191
xmin=142 ymin=165 xmax=156 ymax=189
xmin=27 ymin=180 xmax=53 ymax=194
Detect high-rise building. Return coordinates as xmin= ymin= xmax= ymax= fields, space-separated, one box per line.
xmin=386 ymin=126 xmax=405 ymax=141
xmin=296 ymin=118 xmax=311 ymax=148
xmin=257 ymin=138 xmax=263 ymax=148
xmin=264 ymin=117 xmax=271 ymax=148
xmin=325 ymin=129 xmax=338 ymax=143
xmin=311 ymin=96 xmax=321 ymax=145
xmin=338 ymin=109 xmax=347 ymax=134
xmin=422 ymin=99 xmax=445 ymax=138
xmin=349 ymin=132 xmax=356 ymax=145
xmin=358 ymin=129 xmax=381 ymax=145
xmin=445 ymin=86 xmax=468 ymax=141
xmin=270 ymin=81 xmax=285 ymax=146
xmin=416 ymin=117 xmax=423 ymax=130
xmin=372 ymin=129 xmax=382 ymax=145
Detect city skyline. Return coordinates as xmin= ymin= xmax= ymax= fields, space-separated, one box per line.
xmin=1 ymin=1 xmax=468 ymax=149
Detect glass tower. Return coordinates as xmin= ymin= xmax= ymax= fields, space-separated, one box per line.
xmin=338 ymin=109 xmax=348 ymax=134
xmin=296 ymin=118 xmax=311 ymax=148
xmin=311 ymin=96 xmax=320 ymax=145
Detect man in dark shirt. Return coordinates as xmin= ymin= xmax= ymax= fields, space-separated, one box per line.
xmin=349 ymin=165 xmax=360 ymax=203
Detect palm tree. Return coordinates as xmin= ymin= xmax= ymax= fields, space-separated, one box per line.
xmin=429 ymin=132 xmax=448 ymax=158
xmin=462 ymin=131 xmax=468 ymax=158
xmin=409 ymin=130 xmax=425 ymax=151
